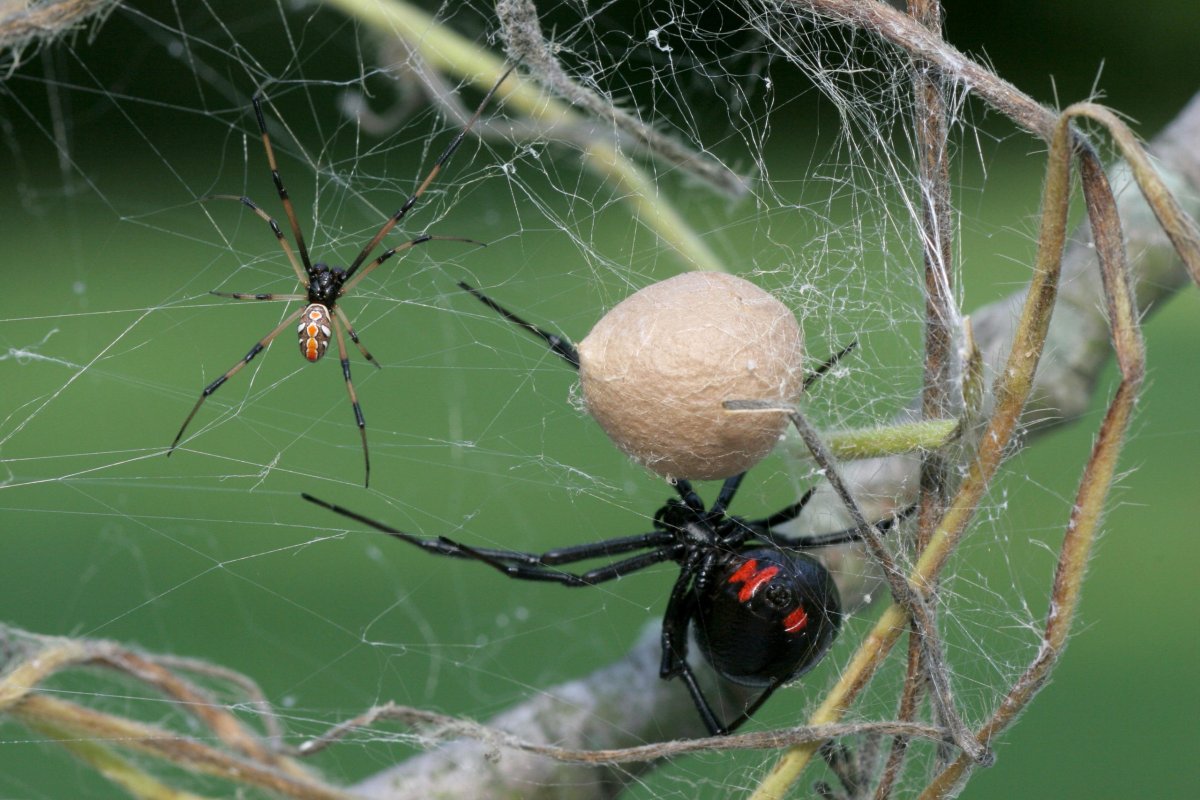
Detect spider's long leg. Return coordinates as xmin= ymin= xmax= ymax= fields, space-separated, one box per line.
xmin=301 ymin=492 xmax=677 ymax=583
xmin=718 ymin=680 xmax=783 ymax=735
xmin=461 ymin=545 xmax=678 ymax=587
xmin=670 ymin=479 xmax=707 ymax=514
xmin=803 ymin=340 xmax=858 ymax=390
xmin=333 ymin=307 xmax=379 ymax=370
xmin=252 ymin=98 xmax=314 ymax=272
xmin=332 ymin=317 xmax=370 ymax=488
xmin=658 ymin=562 xmax=698 ymax=680
xmin=204 ymin=194 xmax=309 ymax=285
xmin=756 ymin=502 xmax=917 ymax=550
xmin=746 ymin=486 xmax=818 ymax=531
xmin=537 ymin=530 xmax=676 ymax=564
xmin=709 ymin=473 xmax=747 ymax=517
xmin=168 ymin=307 xmax=305 ymax=455
xmin=345 ymin=66 xmax=515 ymax=277
xmin=211 ymin=291 xmax=307 ymax=302
xmin=303 ymin=493 xmax=498 ymax=560
xmin=656 ymin=561 xmax=737 ymax=735
xmin=339 ymin=235 xmax=484 ymax=296
xmin=458 ymin=281 xmax=580 ymax=368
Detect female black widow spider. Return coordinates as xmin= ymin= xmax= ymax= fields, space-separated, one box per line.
xmin=167 ymin=68 xmax=514 ymax=487
xmin=303 ymin=473 xmax=910 ymax=735
xmin=305 ymin=283 xmax=903 ymax=733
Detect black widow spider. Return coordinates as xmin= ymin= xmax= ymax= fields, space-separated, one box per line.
xmin=305 ymin=284 xmax=904 ymax=734
xmin=167 ymin=68 xmax=514 ymax=487
xmin=303 ymin=473 xmax=910 ymax=735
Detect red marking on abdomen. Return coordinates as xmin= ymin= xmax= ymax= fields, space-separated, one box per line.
xmin=727 ymin=559 xmax=780 ymax=603
xmin=783 ymin=606 xmax=809 ymax=633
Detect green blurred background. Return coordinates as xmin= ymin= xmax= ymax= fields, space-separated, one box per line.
xmin=1 ymin=1 xmax=1197 ymax=797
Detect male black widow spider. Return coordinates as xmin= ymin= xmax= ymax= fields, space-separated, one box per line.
xmin=305 ymin=284 xmax=902 ymax=733
xmin=303 ymin=473 xmax=910 ymax=735
xmin=167 ymin=68 xmax=515 ymax=487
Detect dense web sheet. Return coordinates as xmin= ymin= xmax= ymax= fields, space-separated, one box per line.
xmin=1 ymin=2 xmax=1197 ymax=798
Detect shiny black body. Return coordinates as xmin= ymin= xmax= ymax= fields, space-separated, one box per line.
xmin=304 ymin=473 xmax=907 ymax=735
xmin=694 ymin=547 xmax=841 ymax=690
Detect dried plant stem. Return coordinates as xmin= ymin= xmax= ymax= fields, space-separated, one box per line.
xmin=918 ymin=129 xmax=1147 ymax=800
xmin=0 ymin=626 xmax=349 ymax=800
xmin=782 ymin=0 xmax=1057 ymax=140
xmin=785 ymin=406 xmax=987 ymax=766
xmin=10 ymin=695 xmax=355 ymax=800
xmin=322 ymin=0 xmax=729 ymax=273
xmin=748 ymin=90 xmax=1194 ymax=798
xmin=0 ymin=0 xmax=119 ymax=72
xmin=785 ymin=0 xmax=1200 ymax=283
xmin=25 ymin=717 xmax=212 ymax=800
xmin=495 ymin=0 xmax=749 ymax=197
xmin=302 ymin=700 xmax=947 ymax=763
xmin=887 ymin=0 xmax=960 ymax=788
xmin=748 ymin=97 xmax=1079 ymax=800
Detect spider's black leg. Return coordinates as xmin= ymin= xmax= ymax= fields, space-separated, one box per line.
xmin=529 ymin=530 xmax=678 ymax=566
xmin=717 ymin=679 xmax=784 ymax=735
xmin=746 ymin=486 xmax=818 ymax=531
xmin=803 ymin=340 xmax=858 ymax=390
xmin=657 ymin=563 xmax=697 ymax=681
xmin=301 ymin=492 xmax=680 ymax=582
xmin=708 ymin=473 xmax=746 ymax=517
xmin=339 ymin=235 xmax=485 ymax=296
xmin=344 ymin=66 xmax=515 ymax=278
xmin=303 ymin=493 xmax=499 ymax=560
xmin=332 ymin=307 xmax=379 ymax=370
xmin=168 ymin=307 xmax=305 ymax=455
xmin=211 ymin=291 xmax=307 ymax=302
xmin=204 ymin=194 xmax=309 ymax=285
xmin=670 ymin=479 xmax=707 ymax=514
xmin=252 ymin=97 xmax=314 ymax=272
xmin=458 ymin=281 xmax=581 ymax=368
xmin=460 ymin=545 xmax=679 ymax=587
xmin=657 ymin=561 xmax=734 ymax=735
xmin=331 ymin=317 xmax=370 ymax=488
xmin=756 ymin=502 xmax=917 ymax=550
xmin=435 ymin=529 xmax=680 ymax=576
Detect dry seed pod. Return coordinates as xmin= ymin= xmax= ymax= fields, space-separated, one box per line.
xmin=577 ymin=272 xmax=805 ymax=480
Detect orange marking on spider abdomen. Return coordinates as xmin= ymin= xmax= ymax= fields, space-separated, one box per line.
xmin=298 ymin=303 xmax=332 ymax=362
xmin=727 ymin=558 xmax=780 ymax=603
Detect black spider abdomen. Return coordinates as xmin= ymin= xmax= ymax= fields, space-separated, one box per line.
xmin=693 ymin=548 xmax=841 ymax=688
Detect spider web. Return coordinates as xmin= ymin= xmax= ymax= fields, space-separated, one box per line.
xmin=1 ymin=1 xmax=1197 ymax=798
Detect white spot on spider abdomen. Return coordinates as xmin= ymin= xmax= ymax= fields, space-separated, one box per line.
xmin=298 ymin=303 xmax=332 ymax=362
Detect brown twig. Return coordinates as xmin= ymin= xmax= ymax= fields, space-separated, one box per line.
xmin=11 ymin=695 xmax=356 ymax=800
xmin=918 ymin=119 xmax=1147 ymax=798
xmin=747 ymin=91 xmax=1084 ymax=799
xmin=301 ymin=699 xmax=948 ymax=763
xmin=882 ymin=0 xmax=960 ymax=793
xmin=0 ymin=625 xmax=348 ymax=800
xmin=496 ymin=0 xmax=750 ymax=197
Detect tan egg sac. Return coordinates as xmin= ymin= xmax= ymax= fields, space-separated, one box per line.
xmin=577 ymin=272 xmax=805 ymax=481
